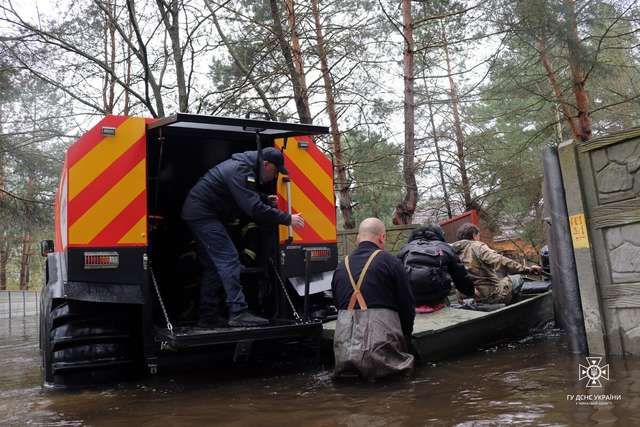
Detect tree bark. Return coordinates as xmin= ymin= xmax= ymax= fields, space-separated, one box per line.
xmin=310 ymin=0 xmax=354 ymax=229
xmin=107 ymin=0 xmax=116 ymax=113
xmin=156 ymin=0 xmax=189 ymax=113
xmin=123 ymin=20 xmax=132 ymax=115
xmin=442 ymin=23 xmax=472 ymax=210
xmin=101 ymin=1 xmax=116 ymax=114
xmin=284 ymin=0 xmax=311 ymax=114
xmin=537 ymin=38 xmax=581 ymax=140
xmin=0 ymin=233 xmax=8 ymax=291
xmin=392 ymin=0 xmax=418 ymax=225
xmin=17 ymin=176 xmax=35 ymax=290
xmin=269 ymin=0 xmax=312 ymax=123
xmin=563 ymin=0 xmax=592 ymax=142
xmin=18 ymin=230 xmax=31 ymax=290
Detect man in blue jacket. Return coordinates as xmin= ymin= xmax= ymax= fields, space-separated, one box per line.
xmin=182 ymin=147 xmax=304 ymax=327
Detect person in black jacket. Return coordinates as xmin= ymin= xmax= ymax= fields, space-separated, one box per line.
xmin=182 ymin=147 xmax=304 ymax=327
xmin=332 ymin=218 xmax=415 ymax=379
xmin=397 ymin=224 xmax=475 ymax=311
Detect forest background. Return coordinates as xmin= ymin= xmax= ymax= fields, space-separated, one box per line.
xmin=0 ymin=0 xmax=638 ymax=290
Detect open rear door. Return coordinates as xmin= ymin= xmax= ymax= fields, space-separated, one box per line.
xmin=276 ymin=135 xmax=338 ymax=296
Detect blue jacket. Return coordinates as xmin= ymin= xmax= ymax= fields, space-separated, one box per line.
xmin=181 ymin=151 xmax=291 ymax=225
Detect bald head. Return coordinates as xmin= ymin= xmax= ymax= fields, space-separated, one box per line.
xmin=357 ymin=217 xmax=386 ymax=249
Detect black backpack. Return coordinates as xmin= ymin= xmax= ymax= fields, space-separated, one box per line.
xmin=401 ymin=240 xmax=451 ymax=305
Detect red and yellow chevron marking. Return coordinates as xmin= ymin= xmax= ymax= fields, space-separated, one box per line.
xmin=66 ymin=116 xmax=150 ymax=247
xmin=275 ymin=136 xmax=336 ymax=244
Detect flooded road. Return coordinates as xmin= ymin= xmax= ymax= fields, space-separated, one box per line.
xmin=1 ymin=316 xmax=639 ymax=426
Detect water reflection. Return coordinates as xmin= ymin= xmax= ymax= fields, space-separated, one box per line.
xmin=1 ymin=316 xmax=638 ymax=426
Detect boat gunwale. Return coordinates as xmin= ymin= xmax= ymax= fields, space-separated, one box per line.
xmin=412 ymin=291 xmax=552 ymax=338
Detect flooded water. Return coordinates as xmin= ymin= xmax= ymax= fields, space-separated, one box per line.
xmin=1 ymin=316 xmax=639 ymax=426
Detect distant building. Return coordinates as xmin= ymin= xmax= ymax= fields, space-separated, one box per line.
xmin=492 ymin=225 xmax=540 ymax=264
xmin=413 ymin=205 xmax=541 ymax=264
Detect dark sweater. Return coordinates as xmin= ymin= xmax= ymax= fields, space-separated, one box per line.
xmin=331 ymin=241 xmax=415 ymax=336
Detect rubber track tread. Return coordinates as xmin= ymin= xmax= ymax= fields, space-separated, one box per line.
xmin=44 ymin=300 xmax=139 ymax=386
xmin=51 ymin=334 xmax=131 ymax=352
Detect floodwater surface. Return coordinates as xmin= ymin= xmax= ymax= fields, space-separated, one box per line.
xmin=1 ymin=316 xmax=639 ymax=426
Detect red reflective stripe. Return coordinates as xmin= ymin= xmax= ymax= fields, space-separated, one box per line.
xmin=300 ymin=136 xmax=333 ymax=178
xmin=283 ymin=153 xmax=335 ymax=221
xmin=67 ymin=116 xmax=129 ymax=167
xmin=89 ymin=191 xmax=146 ymax=245
xmin=290 ymin=208 xmax=327 ymax=243
xmin=68 ymin=136 xmax=145 ymax=225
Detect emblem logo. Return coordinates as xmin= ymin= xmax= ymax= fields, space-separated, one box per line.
xmin=578 ymin=357 xmax=610 ymax=388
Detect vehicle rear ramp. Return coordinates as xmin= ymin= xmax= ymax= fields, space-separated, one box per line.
xmin=155 ymin=321 xmax=322 ymax=351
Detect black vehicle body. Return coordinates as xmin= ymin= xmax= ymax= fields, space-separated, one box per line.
xmin=39 ymin=114 xmax=336 ymax=388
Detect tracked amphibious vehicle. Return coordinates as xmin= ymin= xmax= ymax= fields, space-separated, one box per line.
xmin=39 ymin=114 xmax=336 ymax=387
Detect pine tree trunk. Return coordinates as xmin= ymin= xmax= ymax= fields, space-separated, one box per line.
xmin=563 ymin=0 xmax=592 ymax=142
xmin=101 ymin=0 xmax=117 ymax=114
xmin=0 ymin=233 xmax=8 ymax=291
xmin=269 ymin=0 xmax=312 ymax=123
xmin=124 ymin=20 xmax=132 ymax=115
xmin=108 ymin=0 xmax=116 ymax=113
xmin=19 ymin=176 xmax=34 ymax=290
xmin=392 ymin=0 xmax=418 ymax=225
xmin=19 ymin=230 xmax=32 ymax=290
xmin=102 ymin=9 xmax=109 ymax=113
xmin=310 ymin=0 xmax=354 ymax=229
xmin=537 ymin=38 xmax=581 ymax=140
xmin=284 ymin=0 xmax=313 ymax=123
xmin=442 ymin=24 xmax=472 ymax=210
xmin=157 ymin=0 xmax=188 ymax=113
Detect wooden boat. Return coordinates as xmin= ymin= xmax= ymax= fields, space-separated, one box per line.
xmin=322 ymin=286 xmax=554 ymax=363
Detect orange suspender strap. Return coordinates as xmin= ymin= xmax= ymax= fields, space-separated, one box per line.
xmin=344 ymin=249 xmax=382 ymax=311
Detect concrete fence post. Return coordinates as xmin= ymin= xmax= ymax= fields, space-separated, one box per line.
xmin=542 ymin=145 xmax=588 ymax=354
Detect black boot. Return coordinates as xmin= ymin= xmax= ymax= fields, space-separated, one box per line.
xmin=228 ymin=311 xmax=269 ymax=327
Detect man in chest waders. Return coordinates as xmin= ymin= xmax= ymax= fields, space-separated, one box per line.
xmin=331 ymin=218 xmax=415 ymax=380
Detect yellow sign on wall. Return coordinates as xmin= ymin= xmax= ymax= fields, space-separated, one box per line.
xmin=569 ymin=213 xmax=590 ymax=249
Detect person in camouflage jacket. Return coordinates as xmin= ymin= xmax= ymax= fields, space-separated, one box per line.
xmin=452 ymin=223 xmax=542 ymax=304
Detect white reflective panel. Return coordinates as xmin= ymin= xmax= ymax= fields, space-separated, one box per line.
xmin=289 ymin=270 xmax=333 ymax=297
